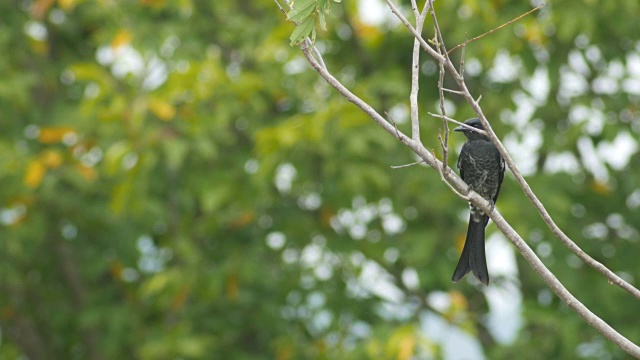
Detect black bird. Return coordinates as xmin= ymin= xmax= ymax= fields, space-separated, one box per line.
xmin=452 ymin=118 xmax=505 ymax=286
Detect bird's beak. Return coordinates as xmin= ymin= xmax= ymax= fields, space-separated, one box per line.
xmin=454 ymin=125 xmax=465 ymax=132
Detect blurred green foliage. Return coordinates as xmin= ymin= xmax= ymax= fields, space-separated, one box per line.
xmin=1 ymin=0 xmax=639 ymax=359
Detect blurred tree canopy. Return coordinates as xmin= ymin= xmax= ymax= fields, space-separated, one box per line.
xmin=1 ymin=0 xmax=640 ymax=359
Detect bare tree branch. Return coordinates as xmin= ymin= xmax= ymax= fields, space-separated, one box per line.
xmin=301 ymin=43 xmax=414 ymax=148
xmin=383 ymin=0 xmax=640 ymax=302
xmin=428 ymin=113 xmax=488 ymax=137
xmin=384 ymin=0 xmax=445 ymax=63
xmin=384 ymin=1 xmax=640 ymax=356
xmin=442 ymin=88 xmax=464 ymax=96
xmin=277 ymin=1 xmax=640 ymax=357
xmin=446 ymin=3 xmax=546 ymax=55
xmin=409 ymin=0 xmax=431 ymax=142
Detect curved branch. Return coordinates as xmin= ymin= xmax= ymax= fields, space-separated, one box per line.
xmin=302 ymin=46 xmax=640 ymax=355
xmin=380 ymin=1 xmax=640 ymax=357
xmin=384 ymin=0 xmax=640 ymax=311
xmin=294 ymin=3 xmax=640 ymax=357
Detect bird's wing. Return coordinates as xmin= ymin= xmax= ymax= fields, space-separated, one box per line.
xmin=492 ymin=154 xmax=505 ymax=205
xmin=457 ymin=144 xmax=466 ymax=181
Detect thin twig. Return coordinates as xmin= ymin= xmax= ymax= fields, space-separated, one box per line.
xmin=428 ymin=113 xmax=487 ymax=136
xmin=410 ymin=0 xmax=419 ymax=18
xmin=385 ymin=111 xmax=402 ymax=139
xmin=408 ymin=0 xmax=431 ymax=142
xmin=446 ymin=3 xmax=546 ymax=55
xmin=442 ymin=88 xmax=465 ymax=96
xmin=300 ymin=45 xmax=413 ymax=147
xmin=391 ymin=160 xmax=424 ymax=169
xmin=429 ymin=0 xmax=447 ymax=56
xmin=437 ymin=54 xmax=449 ymax=169
xmin=459 ymin=34 xmax=468 ymax=78
xmin=381 ymin=2 xmax=640 ymax=356
xmin=384 ymin=0 xmax=445 ymax=63
xmin=428 ymin=0 xmax=452 ymax=173
xmin=431 ymin=147 xmax=469 ymax=200
xmin=273 ymin=0 xmax=286 ymax=14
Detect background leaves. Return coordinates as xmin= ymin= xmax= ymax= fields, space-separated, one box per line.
xmin=1 ymin=0 xmax=639 ymax=359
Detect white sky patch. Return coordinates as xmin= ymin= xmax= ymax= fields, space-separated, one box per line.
xmin=544 ymin=151 xmax=581 ymax=174
xmin=577 ymin=136 xmax=609 ymax=181
xmin=606 ymin=60 xmax=625 ymax=79
xmin=623 ymin=52 xmax=640 ymax=95
xmin=622 ymin=78 xmax=640 ymax=95
xmin=465 ymin=58 xmax=483 ymax=77
xmin=420 ymin=310 xmax=486 ymax=360
xmin=488 ymin=50 xmax=523 ymax=83
xmin=503 ymin=127 xmax=542 ymax=176
xmin=388 ymin=103 xmax=409 ymax=124
xmin=627 ymin=52 xmax=640 ymax=77
xmin=559 ymin=65 xmax=589 ymax=99
xmin=568 ymin=49 xmax=591 ymax=76
xmin=484 ymin=233 xmax=523 ymax=345
xmin=508 ymin=91 xmax=536 ymax=126
xmin=142 ymin=55 xmax=168 ymax=91
xmin=358 ymin=0 xmax=394 ymax=26
xmin=597 ymin=131 xmax=639 ymax=170
xmin=401 ymin=267 xmax=420 ymax=290
xmin=284 ymin=56 xmax=308 ymax=75
xmin=359 ymin=260 xmax=404 ymax=303
xmin=275 ymin=163 xmax=297 ymax=193
xmin=522 ymin=66 xmax=550 ymax=105
xmin=568 ymin=104 xmax=605 ymax=135
xmin=95 ymin=45 xmax=167 ymax=90
xmin=24 ymin=21 xmax=48 ymax=41
xmin=592 ymin=75 xmax=618 ymax=94
xmin=266 ymin=231 xmax=287 ymax=250
xmin=585 ymin=45 xmax=602 ymax=65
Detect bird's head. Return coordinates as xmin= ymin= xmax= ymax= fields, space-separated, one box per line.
xmin=454 ymin=117 xmax=488 ymax=141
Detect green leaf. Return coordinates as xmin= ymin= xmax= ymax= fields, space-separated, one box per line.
xmin=318 ymin=8 xmax=327 ymax=30
xmin=286 ymin=0 xmax=316 ymax=23
xmin=289 ymin=15 xmax=315 ymax=46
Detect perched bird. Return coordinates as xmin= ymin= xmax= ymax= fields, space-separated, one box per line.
xmin=452 ymin=118 xmax=505 ymax=286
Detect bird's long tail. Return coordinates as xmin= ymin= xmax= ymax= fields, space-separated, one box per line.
xmin=452 ymin=214 xmax=489 ymax=285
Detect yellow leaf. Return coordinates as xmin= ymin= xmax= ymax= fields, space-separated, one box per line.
xmin=25 ymin=160 xmax=46 ymax=188
xmin=140 ymin=0 xmax=166 ymax=9
xmin=141 ymin=273 xmax=171 ymax=298
xmin=231 ymin=211 xmax=255 ymax=228
xmin=75 ymin=164 xmax=98 ymax=181
xmin=397 ymin=334 xmax=415 ymax=360
xmin=591 ymin=181 xmax=610 ymax=194
xmin=110 ymin=261 xmax=124 ymax=280
xmin=57 ymin=0 xmax=76 ymax=11
xmin=386 ymin=325 xmax=416 ymax=360
xmin=148 ymin=98 xmax=176 ymax=121
xmin=31 ymin=0 xmax=54 ymax=19
xmin=38 ymin=127 xmax=75 ymax=144
xmin=227 ymin=273 xmax=239 ymax=301
xmin=110 ymin=180 xmax=132 ymax=214
xmin=171 ymin=287 xmax=190 ymax=311
xmin=31 ymin=40 xmax=49 ymax=55
xmin=40 ymin=149 xmax=63 ymax=168
xmin=111 ymin=29 xmax=132 ymax=49
xmin=450 ymin=290 xmax=468 ymax=310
